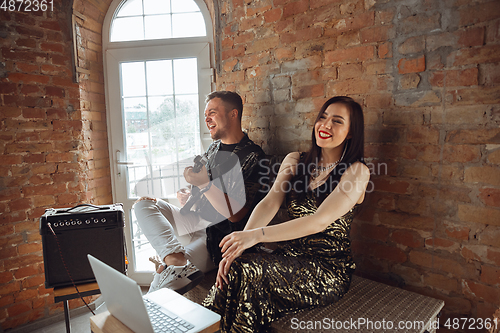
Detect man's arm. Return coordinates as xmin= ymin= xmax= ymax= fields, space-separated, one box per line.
xmin=184 ymin=165 xmax=246 ymax=221
xmin=184 ymin=150 xmax=264 ymax=223
xmin=202 ymin=183 xmax=246 ymax=222
xmin=233 ymin=151 xmax=267 ymax=221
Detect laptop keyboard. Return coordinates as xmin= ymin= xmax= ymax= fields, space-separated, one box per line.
xmin=144 ymin=299 xmax=195 ymax=333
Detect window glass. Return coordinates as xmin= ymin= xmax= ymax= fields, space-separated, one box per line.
xmin=111 ymin=0 xmax=206 ymax=41
xmin=121 ymin=62 xmax=146 ymax=96
xmin=172 ymin=12 xmax=206 ymax=38
xmin=120 ymin=58 xmax=200 ymax=198
xmin=173 ymin=58 xmax=198 ymax=94
xmin=144 ymin=0 xmax=170 ymax=15
xmin=116 ymin=0 xmax=143 ymax=17
xmin=171 ymin=0 xmax=201 ymax=13
xmin=144 ymin=15 xmax=172 ymax=40
xmin=146 ymin=60 xmax=173 ymax=96
xmin=112 ymin=17 xmax=144 ymax=42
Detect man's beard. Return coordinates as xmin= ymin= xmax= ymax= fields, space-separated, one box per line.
xmin=211 ymin=128 xmax=226 ymax=140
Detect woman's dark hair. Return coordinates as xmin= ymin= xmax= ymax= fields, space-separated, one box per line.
xmin=293 ymin=96 xmax=365 ymax=204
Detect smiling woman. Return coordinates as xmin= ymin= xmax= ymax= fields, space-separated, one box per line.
xmin=315 ymin=105 xmax=350 ymax=143
xmin=313 ymin=103 xmax=351 ymax=180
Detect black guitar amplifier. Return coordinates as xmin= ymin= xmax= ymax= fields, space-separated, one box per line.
xmin=40 ymin=203 xmax=127 ymax=288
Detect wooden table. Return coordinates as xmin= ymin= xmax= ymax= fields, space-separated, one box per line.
xmin=90 ymin=310 xmax=220 ymax=333
xmin=53 ymin=282 xmax=101 ymax=333
xmin=90 ymin=311 xmax=134 ymax=333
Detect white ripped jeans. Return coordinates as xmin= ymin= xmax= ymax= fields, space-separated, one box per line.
xmin=133 ymin=198 xmax=216 ymax=273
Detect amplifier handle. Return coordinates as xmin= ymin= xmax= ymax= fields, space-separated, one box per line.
xmin=57 ymin=204 xmax=108 ymax=214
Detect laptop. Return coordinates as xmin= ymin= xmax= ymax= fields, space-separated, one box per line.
xmin=87 ymin=254 xmax=220 ymax=333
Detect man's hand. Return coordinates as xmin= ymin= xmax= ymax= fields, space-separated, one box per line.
xmin=176 ymin=188 xmax=191 ymax=207
xmin=184 ymin=165 xmax=210 ymax=188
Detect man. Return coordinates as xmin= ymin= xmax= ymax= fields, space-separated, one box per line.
xmin=134 ymin=91 xmax=265 ymax=294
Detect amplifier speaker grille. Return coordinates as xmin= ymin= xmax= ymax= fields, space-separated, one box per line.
xmin=40 ymin=204 xmax=126 ymax=288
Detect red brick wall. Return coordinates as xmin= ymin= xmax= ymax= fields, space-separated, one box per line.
xmin=0 ymin=0 xmax=499 ymax=331
xmin=215 ymin=0 xmax=500 ymax=328
xmin=0 ymin=0 xmax=113 ymax=329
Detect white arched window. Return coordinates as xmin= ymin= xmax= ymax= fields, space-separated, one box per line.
xmin=103 ymin=0 xmax=213 ymax=284
xmin=110 ymin=0 xmax=206 ymax=41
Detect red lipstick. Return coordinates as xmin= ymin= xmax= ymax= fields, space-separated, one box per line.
xmin=318 ymin=130 xmax=332 ymax=139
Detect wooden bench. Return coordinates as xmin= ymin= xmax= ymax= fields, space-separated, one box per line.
xmin=183 ymin=272 xmax=444 ymax=333
xmin=270 ymin=275 xmax=444 ymax=333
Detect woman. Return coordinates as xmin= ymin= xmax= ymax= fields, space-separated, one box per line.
xmin=203 ymin=96 xmax=370 ymax=332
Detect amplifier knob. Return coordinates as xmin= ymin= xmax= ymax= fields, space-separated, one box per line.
xmin=77 ymin=220 xmax=82 ymax=225
xmin=101 ymin=218 xmax=106 ymax=223
xmin=93 ymin=218 xmax=98 ymax=223
xmin=71 ymin=220 xmax=76 ymax=225
xmin=65 ymin=221 xmax=70 ymax=226
xmin=85 ymin=219 xmax=90 ymax=224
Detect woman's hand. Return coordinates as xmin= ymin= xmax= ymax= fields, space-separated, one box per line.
xmin=215 ymin=230 xmax=260 ymax=289
xmin=215 ymin=256 xmax=234 ymax=289
xmin=221 ymin=230 xmax=258 ymax=261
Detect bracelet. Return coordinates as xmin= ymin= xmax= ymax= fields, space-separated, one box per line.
xmin=199 ymin=182 xmax=212 ymax=194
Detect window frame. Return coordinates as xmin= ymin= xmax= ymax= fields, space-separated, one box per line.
xmin=102 ymin=0 xmax=214 ymax=284
xmin=103 ymin=0 xmax=215 ymax=202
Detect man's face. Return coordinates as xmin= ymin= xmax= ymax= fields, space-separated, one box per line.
xmin=204 ymin=97 xmax=232 ymax=141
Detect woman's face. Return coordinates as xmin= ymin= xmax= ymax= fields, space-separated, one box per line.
xmin=314 ymin=103 xmax=351 ymax=150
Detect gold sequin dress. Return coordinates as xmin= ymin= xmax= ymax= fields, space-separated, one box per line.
xmin=203 ymin=171 xmax=358 ymax=333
